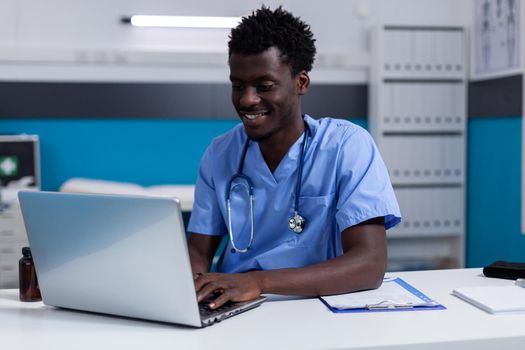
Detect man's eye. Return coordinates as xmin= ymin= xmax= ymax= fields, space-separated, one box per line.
xmin=231 ymin=84 xmax=243 ymax=91
xmin=257 ymin=84 xmax=274 ymax=91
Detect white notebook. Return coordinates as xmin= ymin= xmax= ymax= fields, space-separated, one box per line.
xmin=452 ymin=286 xmax=525 ymax=314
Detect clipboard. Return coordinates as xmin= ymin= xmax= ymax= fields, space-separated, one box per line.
xmin=319 ymin=277 xmax=446 ymax=313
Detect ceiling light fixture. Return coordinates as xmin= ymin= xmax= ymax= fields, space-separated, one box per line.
xmin=121 ymin=15 xmax=241 ymax=29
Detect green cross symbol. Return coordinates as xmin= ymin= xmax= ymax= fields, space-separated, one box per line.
xmin=0 ymin=156 xmax=18 ymax=176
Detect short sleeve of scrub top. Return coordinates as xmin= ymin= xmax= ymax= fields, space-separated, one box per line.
xmin=332 ymin=126 xmax=401 ymax=231
xmin=187 ymin=144 xmax=227 ymax=236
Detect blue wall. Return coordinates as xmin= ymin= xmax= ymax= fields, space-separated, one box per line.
xmin=0 ymin=119 xmax=239 ymax=189
xmin=0 ymin=118 xmax=367 ymax=190
xmin=467 ymin=116 xmax=525 ymax=267
xmin=2 ymin=116 xmax=524 ymax=267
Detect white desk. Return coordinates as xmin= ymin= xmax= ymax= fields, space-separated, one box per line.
xmin=1 ymin=268 xmax=524 ymax=350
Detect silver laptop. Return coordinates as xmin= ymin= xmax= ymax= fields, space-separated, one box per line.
xmin=18 ymin=191 xmax=265 ymax=327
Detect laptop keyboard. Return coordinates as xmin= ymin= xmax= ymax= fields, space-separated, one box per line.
xmin=199 ymin=294 xmax=236 ymax=318
xmin=198 ymin=293 xmax=266 ymax=326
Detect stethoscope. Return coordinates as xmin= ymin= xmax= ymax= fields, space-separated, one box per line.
xmin=226 ymin=121 xmax=311 ymax=253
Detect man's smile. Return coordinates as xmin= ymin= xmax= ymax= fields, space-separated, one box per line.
xmin=240 ymin=111 xmax=269 ymax=121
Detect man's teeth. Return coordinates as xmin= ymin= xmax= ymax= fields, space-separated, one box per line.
xmin=244 ymin=113 xmax=265 ymax=120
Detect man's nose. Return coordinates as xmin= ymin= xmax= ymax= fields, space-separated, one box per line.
xmin=239 ymin=87 xmax=261 ymax=107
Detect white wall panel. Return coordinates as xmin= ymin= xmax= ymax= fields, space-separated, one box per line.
xmin=0 ymin=0 xmax=18 ymax=46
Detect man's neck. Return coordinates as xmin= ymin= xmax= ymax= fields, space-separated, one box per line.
xmin=258 ymin=119 xmax=305 ymax=173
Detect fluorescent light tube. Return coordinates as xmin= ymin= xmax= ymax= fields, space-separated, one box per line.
xmin=126 ymin=15 xmax=241 ymax=28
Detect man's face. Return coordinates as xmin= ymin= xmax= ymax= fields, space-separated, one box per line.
xmin=229 ymin=47 xmax=308 ymax=142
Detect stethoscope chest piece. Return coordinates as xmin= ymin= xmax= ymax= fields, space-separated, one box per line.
xmin=288 ymin=212 xmax=306 ymax=233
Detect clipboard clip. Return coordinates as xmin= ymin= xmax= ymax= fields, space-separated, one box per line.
xmin=366 ymin=300 xmax=415 ymax=310
xmin=365 ymin=299 xmax=439 ymax=310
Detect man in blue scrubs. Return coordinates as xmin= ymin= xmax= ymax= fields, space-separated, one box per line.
xmin=188 ymin=6 xmax=401 ymax=309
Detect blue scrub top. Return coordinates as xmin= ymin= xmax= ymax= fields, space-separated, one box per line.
xmin=188 ymin=115 xmax=401 ymax=273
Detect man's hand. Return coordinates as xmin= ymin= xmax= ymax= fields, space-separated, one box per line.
xmin=194 ymin=272 xmax=263 ymax=309
xmin=189 ymin=217 xmax=386 ymax=304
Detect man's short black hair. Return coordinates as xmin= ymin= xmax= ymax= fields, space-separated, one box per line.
xmin=228 ymin=6 xmax=316 ymax=75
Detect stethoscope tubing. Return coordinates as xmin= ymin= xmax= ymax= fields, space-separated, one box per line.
xmin=226 ymin=120 xmax=311 ymax=253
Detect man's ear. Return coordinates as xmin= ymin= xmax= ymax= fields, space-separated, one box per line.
xmin=295 ymin=71 xmax=310 ymax=95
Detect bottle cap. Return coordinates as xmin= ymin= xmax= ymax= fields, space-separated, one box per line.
xmin=22 ymin=246 xmax=32 ymax=257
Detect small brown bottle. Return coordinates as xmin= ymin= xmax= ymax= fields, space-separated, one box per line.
xmin=19 ymin=247 xmax=42 ymax=302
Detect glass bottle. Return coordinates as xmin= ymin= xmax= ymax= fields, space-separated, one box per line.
xmin=19 ymin=247 xmax=41 ymax=302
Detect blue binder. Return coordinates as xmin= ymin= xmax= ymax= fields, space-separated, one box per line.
xmin=320 ymin=277 xmax=446 ymax=313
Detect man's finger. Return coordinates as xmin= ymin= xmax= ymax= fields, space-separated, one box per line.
xmin=207 ymin=290 xmax=231 ymax=309
xmin=196 ymin=281 xmax=222 ymax=303
xmin=194 ymin=272 xmax=217 ymax=290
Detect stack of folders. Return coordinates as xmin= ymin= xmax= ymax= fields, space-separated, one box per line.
xmin=452 ymin=283 xmax=525 ymax=314
xmin=320 ymin=277 xmax=445 ymax=313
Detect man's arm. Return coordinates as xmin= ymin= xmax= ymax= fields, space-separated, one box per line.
xmin=194 ymin=217 xmax=387 ymax=309
xmin=187 ymin=233 xmax=223 ymax=275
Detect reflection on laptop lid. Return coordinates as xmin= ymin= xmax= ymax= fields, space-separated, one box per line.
xmin=18 ymin=191 xmax=265 ymax=327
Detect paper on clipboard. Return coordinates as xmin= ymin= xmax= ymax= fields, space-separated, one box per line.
xmin=320 ymin=277 xmax=444 ymax=312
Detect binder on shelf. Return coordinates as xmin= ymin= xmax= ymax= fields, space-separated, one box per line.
xmin=414 ymin=30 xmax=428 ymax=72
xmin=382 ymin=82 xmax=464 ymax=133
xmin=320 ymin=277 xmax=445 ymax=313
xmin=392 ymin=187 xmax=463 ymax=236
xmin=451 ymin=30 xmax=464 ymax=73
xmin=383 ymin=30 xmax=399 ymax=72
xmin=382 ymin=136 xmax=464 ymax=185
xmin=398 ymin=30 xmax=411 ymax=75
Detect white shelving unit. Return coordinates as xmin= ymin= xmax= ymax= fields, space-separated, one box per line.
xmin=369 ymin=26 xmax=467 ymax=271
xmin=0 ymin=202 xmax=28 ymax=288
xmin=0 ymin=135 xmax=40 ymax=288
